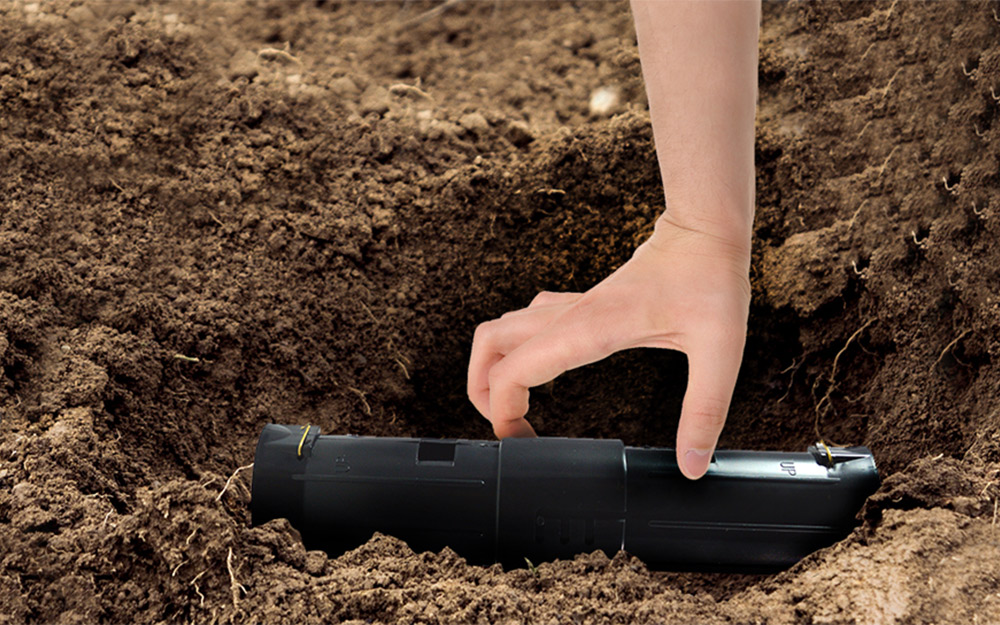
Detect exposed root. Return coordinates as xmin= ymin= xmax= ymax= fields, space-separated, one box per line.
xmin=399 ymin=0 xmax=466 ymax=29
xmin=851 ymin=260 xmax=869 ymax=279
xmin=207 ymin=209 xmax=227 ymax=229
xmin=847 ymin=199 xmax=870 ymax=229
xmin=190 ymin=571 xmax=206 ymax=607
xmin=829 ymin=319 xmax=875 ymax=385
xmin=875 ymin=145 xmax=898 ymax=180
xmin=227 ymin=548 xmax=246 ymax=608
xmin=776 ymin=356 xmax=803 ymax=404
xmin=979 ymin=478 xmax=997 ymax=498
xmin=347 ymin=386 xmax=372 ymax=415
xmin=881 ymin=0 xmax=898 ymax=24
xmin=533 ymin=187 xmax=567 ymax=197
xmin=779 ymin=358 xmax=800 ymax=375
xmin=813 ymin=319 xmax=875 ymax=445
xmin=933 ymin=329 xmax=971 ymax=369
xmin=216 ymin=463 xmax=254 ymax=502
xmin=394 ymin=357 xmax=410 ymax=379
xmin=856 ymin=119 xmax=872 ymax=140
xmin=258 ymin=46 xmax=301 ymax=65
xmin=879 ymin=67 xmax=902 ymax=101
xmin=359 ymin=301 xmax=380 ymax=324
xmin=389 ymin=82 xmax=433 ymax=101
xmin=859 ymin=42 xmax=876 ymax=63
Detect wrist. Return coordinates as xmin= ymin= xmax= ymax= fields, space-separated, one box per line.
xmin=651 ymin=211 xmax=753 ymax=262
xmin=656 ymin=167 xmax=756 ymax=250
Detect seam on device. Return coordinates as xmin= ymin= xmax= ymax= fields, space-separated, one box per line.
xmin=621 ymin=445 xmax=627 ymax=552
xmin=494 ymin=440 xmax=503 ymax=565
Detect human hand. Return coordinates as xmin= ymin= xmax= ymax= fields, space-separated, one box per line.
xmin=467 ymin=217 xmax=751 ymax=479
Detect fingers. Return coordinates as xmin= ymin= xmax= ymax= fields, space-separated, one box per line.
xmin=487 ymin=306 xmax=616 ymax=436
xmin=468 ymin=302 xmax=572 ymax=421
xmin=675 ymin=329 xmax=745 ymax=479
xmin=492 ymin=413 xmax=537 ymax=439
xmin=471 ymin=287 xmax=746 ymax=463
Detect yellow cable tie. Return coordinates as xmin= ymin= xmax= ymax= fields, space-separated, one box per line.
xmin=297 ymin=424 xmax=311 ymax=458
xmin=819 ymin=439 xmax=834 ymax=465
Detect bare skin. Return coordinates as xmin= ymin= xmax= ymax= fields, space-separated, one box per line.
xmin=468 ymin=0 xmax=761 ymax=480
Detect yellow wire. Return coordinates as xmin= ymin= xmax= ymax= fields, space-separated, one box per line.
xmin=297 ymin=424 xmax=311 ymax=458
xmin=819 ymin=439 xmax=834 ymax=465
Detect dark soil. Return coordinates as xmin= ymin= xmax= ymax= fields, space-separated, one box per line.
xmin=1 ymin=0 xmax=999 ymax=623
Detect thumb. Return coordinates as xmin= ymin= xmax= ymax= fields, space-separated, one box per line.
xmin=675 ymin=334 xmax=744 ymax=480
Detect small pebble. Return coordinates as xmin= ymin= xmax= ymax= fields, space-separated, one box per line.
xmin=589 ymin=85 xmax=622 ymax=117
xmin=329 ymin=75 xmax=359 ymax=97
xmin=505 ymin=120 xmax=534 ymax=147
xmin=359 ymin=85 xmax=390 ymax=116
xmin=458 ymin=112 xmax=489 ymax=135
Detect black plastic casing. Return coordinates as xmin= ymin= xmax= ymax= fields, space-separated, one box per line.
xmin=251 ymin=424 xmax=879 ymax=572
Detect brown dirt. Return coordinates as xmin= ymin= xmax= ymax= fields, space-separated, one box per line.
xmin=1 ymin=0 xmax=999 ymax=623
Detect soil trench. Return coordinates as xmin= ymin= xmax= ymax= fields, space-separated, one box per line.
xmin=1 ymin=1 xmax=999 ymax=623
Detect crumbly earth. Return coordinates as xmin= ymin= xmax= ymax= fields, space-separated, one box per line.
xmin=1 ymin=1 xmax=999 ymax=623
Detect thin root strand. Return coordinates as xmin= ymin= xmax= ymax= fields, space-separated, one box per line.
xmin=388 ymin=83 xmax=433 ymax=101
xmin=399 ymin=0 xmax=466 ymax=29
xmin=216 ymin=463 xmax=254 ymax=502
xmin=347 ymin=386 xmax=372 ymax=415
xmin=257 ymin=47 xmax=301 ymax=65
xmin=813 ymin=319 xmax=875 ymax=444
xmin=394 ymin=357 xmax=410 ymax=379
xmin=190 ymin=571 xmax=206 ymax=607
xmin=934 ymin=329 xmax=971 ymax=369
xmin=227 ymin=548 xmax=246 ymax=607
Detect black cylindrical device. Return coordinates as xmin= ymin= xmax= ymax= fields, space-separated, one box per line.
xmin=251 ymin=424 xmax=879 ymax=571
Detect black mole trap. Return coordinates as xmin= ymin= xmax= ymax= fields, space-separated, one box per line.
xmin=251 ymin=424 xmax=879 ymax=572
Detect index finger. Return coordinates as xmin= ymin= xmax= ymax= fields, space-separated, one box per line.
xmin=486 ymin=306 xmax=616 ymax=434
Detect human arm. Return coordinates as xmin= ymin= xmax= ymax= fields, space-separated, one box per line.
xmin=467 ymin=0 xmax=760 ymax=479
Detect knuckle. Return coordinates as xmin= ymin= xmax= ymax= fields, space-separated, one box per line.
xmin=473 ymin=320 xmax=498 ymax=343
xmin=487 ymin=364 xmax=510 ymax=387
xmin=466 ymin=376 xmax=482 ymax=397
xmin=488 ymin=360 xmax=526 ymax=392
xmin=530 ymin=291 xmax=559 ymax=307
xmin=685 ymin=403 xmax=729 ymax=436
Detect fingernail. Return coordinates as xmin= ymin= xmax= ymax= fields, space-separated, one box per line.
xmin=684 ymin=448 xmax=712 ymax=478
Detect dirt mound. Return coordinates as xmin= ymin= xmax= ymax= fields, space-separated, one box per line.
xmin=1 ymin=0 xmax=998 ymax=623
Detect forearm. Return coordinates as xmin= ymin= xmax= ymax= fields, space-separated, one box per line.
xmin=632 ymin=0 xmax=760 ymax=249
